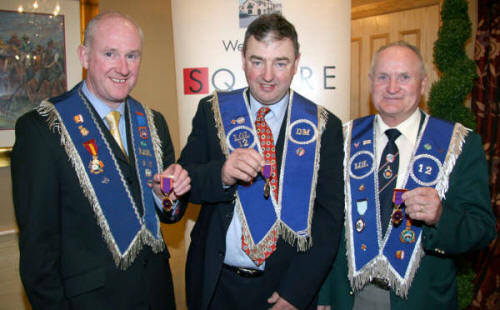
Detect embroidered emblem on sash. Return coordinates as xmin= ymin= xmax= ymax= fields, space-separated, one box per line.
xmin=349 ymin=150 xmax=375 ymax=180
xmin=288 ymin=119 xmax=317 ymax=145
xmin=83 ymin=139 xmax=104 ymax=174
xmin=410 ymin=154 xmax=442 ymax=186
xmin=226 ymin=125 xmax=256 ymax=151
xmin=138 ymin=126 xmax=148 ymax=139
xmin=74 ymin=114 xmax=84 ymax=123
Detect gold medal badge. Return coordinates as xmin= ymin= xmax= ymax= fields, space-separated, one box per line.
xmin=391 ymin=189 xmax=407 ymax=226
xmin=83 ymin=139 xmax=104 ymax=174
xmin=160 ymin=176 xmax=174 ymax=212
xmin=262 ymin=163 xmax=271 ymax=199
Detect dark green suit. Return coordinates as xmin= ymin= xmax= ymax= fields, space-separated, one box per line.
xmin=318 ymin=116 xmax=496 ymax=309
xmin=11 ymin=83 xmax=184 ymax=309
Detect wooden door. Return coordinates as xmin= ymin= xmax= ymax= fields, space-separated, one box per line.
xmin=350 ymin=5 xmax=441 ymax=119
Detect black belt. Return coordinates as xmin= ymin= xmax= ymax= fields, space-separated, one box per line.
xmin=223 ymin=264 xmax=264 ymax=278
xmin=371 ymin=278 xmax=390 ymax=290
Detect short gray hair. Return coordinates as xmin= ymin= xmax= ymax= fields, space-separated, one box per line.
xmin=369 ymin=41 xmax=426 ymax=78
xmin=83 ymin=11 xmax=144 ymax=49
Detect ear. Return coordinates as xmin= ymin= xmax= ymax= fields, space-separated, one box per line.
xmin=420 ymin=74 xmax=428 ymax=95
xmin=78 ymin=45 xmax=89 ymax=69
xmin=241 ymin=50 xmax=246 ymax=71
xmin=292 ymin=52 xmax=301 ymax=75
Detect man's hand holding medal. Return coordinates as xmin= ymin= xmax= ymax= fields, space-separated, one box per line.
xmin=393 ymin=187 xmax=443 ymax=226
xmin=152 ymin=163 xmax=191 ymax=212
xmin=401 ymin=187 xmax=443 ymax=226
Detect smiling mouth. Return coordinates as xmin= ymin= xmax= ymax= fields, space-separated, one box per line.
xmin=260 ymin=83 xmax=276 ymax=91
xmin=111 ymin=78 xmax=126 ymax=83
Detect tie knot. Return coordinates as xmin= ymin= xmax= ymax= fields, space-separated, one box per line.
xmin=385 ymin=128 xmax=401 ymax=142
xmin=257 ymin=107 xmax=271 ymax=119
xmin=105 ymin=111 xmax=121 ymax=128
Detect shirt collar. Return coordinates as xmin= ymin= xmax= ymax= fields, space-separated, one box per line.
xmin=375 ymin=108 xmax=421 ymax=144
xmin=82 ymin=81 xmax=125 ymax=119
xmin=249 ymin=90 xmax=289 ymax=121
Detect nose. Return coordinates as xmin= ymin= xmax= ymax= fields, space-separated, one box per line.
xmin=387 ymin=78 xmax=400 ymax=93
xmin=116 ymin=57 xmax=130 ymax=76
xmin=262 ymin=63 xmax=274 ymax=82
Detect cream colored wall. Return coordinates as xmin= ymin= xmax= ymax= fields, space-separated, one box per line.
xmin=99 ymin=0 xmax=180 ymax=155
xmin=98 ymin=0 xmax=188 ymax=308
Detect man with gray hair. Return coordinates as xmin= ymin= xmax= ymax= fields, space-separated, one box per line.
xmin=12 ymin=11 xmax=190 ymax=309
xmin=318 ymin=41 xmax=495 ymax=309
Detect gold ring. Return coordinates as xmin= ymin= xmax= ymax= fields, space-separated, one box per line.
xmin=420 ymin=205 xmax=425 ymax=213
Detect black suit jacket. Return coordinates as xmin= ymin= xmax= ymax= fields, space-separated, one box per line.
xmin=11 ymin=84 xmax=184 ymax=310
xmin=178 ymin=93 xmax=345 ymax=310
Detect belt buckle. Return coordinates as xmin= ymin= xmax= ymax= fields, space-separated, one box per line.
xmin=371 ymin=278 xmax=390 ymax=290
xmin=236 ymin=267 xmax=260 ymax=277
xmin=224 ymin=264 xmax=263 ymax=278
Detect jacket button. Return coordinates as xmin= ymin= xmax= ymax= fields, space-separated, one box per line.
xmin=349 ymin=290 xmax=354 ymax=296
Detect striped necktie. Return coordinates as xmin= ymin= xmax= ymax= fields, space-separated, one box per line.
xmin=378 ymin=128 xmax=401 ymax=236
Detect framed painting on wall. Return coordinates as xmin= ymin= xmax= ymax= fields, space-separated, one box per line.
xmin=0 ymin=10 xmax=67 ymax=130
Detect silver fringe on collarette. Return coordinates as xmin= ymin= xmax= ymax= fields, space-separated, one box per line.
xmin=137 ymin=106 xmax=167 ymax=254
xmin=435 ymin=123 xmax=470 ymax=199
xmin=343 ymin=117 xmax=471 ymax=298
xmin=210 ymin=89 xmax=325 ymax=256
xmin=36 ymin=100 xmax=165 ymax=270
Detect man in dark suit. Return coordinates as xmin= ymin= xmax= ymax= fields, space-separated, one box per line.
xmin=178 ymin=14 xmax=345 ymax=310
xmin=318 ymin=41 xmax=496 ymax=310
xmin=11 ymin=11 xmax=190 ymax=309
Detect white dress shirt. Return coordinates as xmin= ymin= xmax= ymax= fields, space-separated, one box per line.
xmin=375 ymin=109 xmax=422 ymax=189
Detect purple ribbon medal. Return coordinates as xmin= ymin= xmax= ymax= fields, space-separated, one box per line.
xmin=262 ymin=164 xmax=271 ymax=199
xmin=161 ymin=176 xmax=174 ymax=211
xmin=391 ymin=189 xmax=407 ymax=226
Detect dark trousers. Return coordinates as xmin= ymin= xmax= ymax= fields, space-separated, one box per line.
xmin=209 ymin=266 xmax=274 ymax=310
xmin=208 ymin=266 xmax=318 ymax=310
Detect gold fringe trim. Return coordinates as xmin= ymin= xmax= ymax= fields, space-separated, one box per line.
xmin=210 ymin=91 xmax=231 ymax=158
xmin=237 ymin=199 xmax=281 ymax=263
xmin=213 ymin=89 xmax=323 ymax=258
xmin=213 ymin=90 xmax=283 ymax=261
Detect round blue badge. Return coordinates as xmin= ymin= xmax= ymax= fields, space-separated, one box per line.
xmin=289 ymin=119 xmax=317 ymax=145
xmin=349 ymin=151 xmax=375 ymax=179
xmin=410 ymin=154 xmax=442 ymax=186
xmin=226 ymin=126 xmax=256 ymax=151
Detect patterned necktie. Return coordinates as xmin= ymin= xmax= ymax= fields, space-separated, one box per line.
xmin=105 ymin=111 xmax=127 ymax=157
xmin=241 ymin=107 xmax=278 ymax=266
xmin=255 ymin=107 xmax=279 ymax=199
xmin=378 ymin=128 xmax=401 ymax=236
